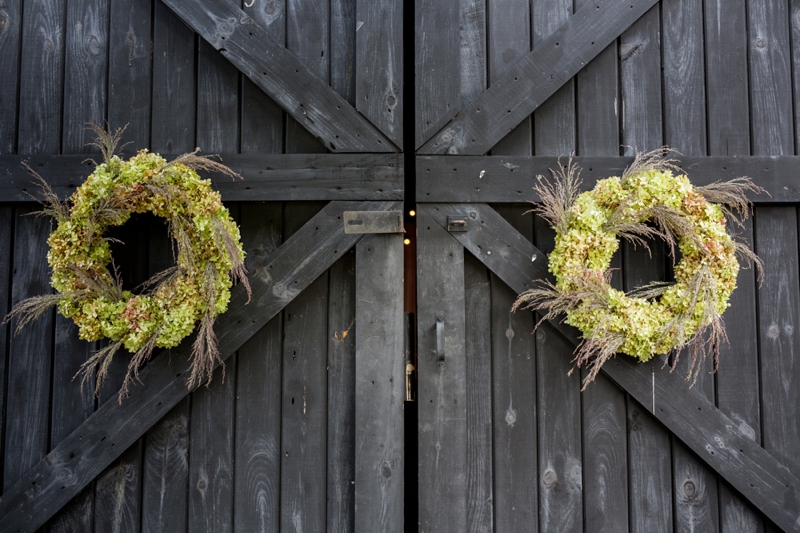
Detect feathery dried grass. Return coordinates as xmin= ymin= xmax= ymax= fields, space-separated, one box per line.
xmin=733 ymin=239 xmax=764 ymax=284
xmin=21 ymin=163 xmax=70 ymax=222
xmin=627 ymin=281 xmax=675 ymax=301
xmin=695 ymin=177 xmax=768 ymax=228
xmin=85 ymin=122 xmax=130 ymax=164
xmin=212 ymin=218 xmax=251 ymax=302
xmin=572 ymin=327 xmax=627 ymax=390
xmin=621 ymin=146 xmax=682 ymax=182
xmin=3 ymin=293 xmax=65 ymax=333
xmin=76 ymin=340 xmax=124 ymax=397
xmin=117 ymin=327 xmax=163 ymax=402
xmin=164 ymin=149 xmax=242 ymax=181
xmin=187 ymin=263 xmax=224 ymax=389
xmin=527 ymin=154 xmax=582 ymax=234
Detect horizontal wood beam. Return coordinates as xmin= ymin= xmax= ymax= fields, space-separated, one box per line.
xmin=0 ymin=200 xmax=399 ymax=533
xmin=416 ymin=0 xmax=660 ymax=154
xmin=161 ymin=0 xmax=396 ymax=153
xmin=420 ymin=202 xmax=800 ymax=532
xmin=0 ymin=154 xmax=403 ymax=202
xmin=417 ymin=155 xmax=798 ymax=203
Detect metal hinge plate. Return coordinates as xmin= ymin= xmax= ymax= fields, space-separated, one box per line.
xmin=343 ymin=210 xmax=405 ymax=234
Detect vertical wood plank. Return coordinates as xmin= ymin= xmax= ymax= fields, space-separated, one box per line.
xmin=531 ymin=0 xmax=575 ymax=157
xmin=415 ymin=0 xmax=459 ymax=148
xmin=792 ymin=1 xmax=800 ymax=151
xmin=285 ymin=0 xmax=328 ymax=153
xmin=458 ymin=0 xmax=486 ymax=111
xmin=3 ymin=209 xmax=53 ymax=493
xmin=108 ymin=0 xmax=152 ymax=149
xmin=62 ymin=0 xmax=108 ymax=152
xmin=356 ymin=0 xmax=403 ymax=147
xmin=234 ymin=202 xmax=283 ymax=533
xmin=280 ymin=202 xmax=329 ymax=533
xmin=619 ymin=6 xmax=661 ymax=154
xmin=755 ymin=206 xmax=800 ymax=533
xmin=748 ymin=0 xmax=793 ymax=156
xmin=0 ymin=207 xmax=12 ymax=488
xmin=488 ymin=0 xmax=531 ymax=155
xmin=417 ymin=205 xmax=467 ymax=533
xmin=662 ymin=2 xmax=719 ymax=530
xmin=354 ymin=234 xmax=405 ymax=532
xmin=331 ymin=0 xmax=355 ymax=105
xmin=151 ymin=1 xmax=196 ymax=153
xmin=197 ymin=39 xmax=239 ymax=153
xmin=533 ymin=218 xmax=582 ymax=533
xmin=18 ymin=0 xmax=66 ymax=154
xmin=619 ymin=9 xmax=671 ymax=530
xmin=463 ymin=253 xmax=493 ymax=533
xmin=490 ymin=205 xmax=537 ymax=533
xmin=0 ymin=0 xmax=21 ymax=153
xmin=141 ymin=218 xmax=190 ymax=533
xmin=705 ymin=2 xmax=763 ymax=530
xmin=241 ymin=0 xmax=284 ymax=154
xmin=326 ymin=248 xmax=356 ymax=533
xmin=188 ymin=358 xmax=236 ymax=533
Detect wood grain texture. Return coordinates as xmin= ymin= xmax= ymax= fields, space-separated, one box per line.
xmin=356 ymin=0 xmax=403 ymax=147
xmin=414 ymin=0 xmax=459 ymax=149
xmin=748 ymin=0 xmax=793 ymax=156
xmin=459 ymin=0 xmax=486 ymax=111
xmin=108 ymin=0 xmax=152 ymax=149
xmin=534 ymin=217 xmax=583 ymax=533
xmin=62 ymin=0 xmax=108 ymax=153
xmin=151 ymin=0 xmax=196 ymax=154
xmin=490 ymin=205 xmax=537 ymax=533
xmin=415 ymin=155 xmax=789 ymax=203
xmin=354 ymin=234 xmax=405 ymax=532
xmin=3 ymin=208 xmax=53 ymax=493
xmin=793 ymin=1 xmax=800 ymax=152
xmin=161 ymin=0 xmax=394 ymax=152
xmin=424 ymin=203 xmax=800 ymax=532
xmin=756 ymin=206 xmax=800 ymax=533
xmin=0 ymin=201 xmax=397 ymax=533
xmin=0 ymin=0 xmax=21 ymax=153
xmin=463 ymin=253 xmax=492 ymax=533
xmin=331 ymin=0 xmax=355 ymax=106
xmin=197 ymin=37 xmax=240 ymax=153
xmin=0 ymin=154 xmax=404 ymax=202
xmin=234 ymin=202 xmax=283 ymax=533
xmin=327 ymin=248 xmax=356 ymax=533
xmin=416 ymin=205 xmax=467 ymax=533
xmin=419 ymin=0 xmax=658 ymax=155
xmin=18 ymin=0 xmax=66 ymax=154
xmin=0 ymin=207 xmax=12 ymax=490
xmin=241 ymin=0 xmax=284 ymax=154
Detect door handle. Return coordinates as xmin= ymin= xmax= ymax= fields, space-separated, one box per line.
xmin=435 ymin=315 xmax=445 ymax=361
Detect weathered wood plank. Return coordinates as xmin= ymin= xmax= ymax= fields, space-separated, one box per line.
xmin=0 ymin=0 xmax=21 ymax=153
xmin=416 ymin=204 xmax=467 ymax=533
xmin=356 ymin=0 xmax=403 ymax=147
xmin=533 ymin=216 xmax=583 ymax=533
xmin=18 ymin=0 xmax=65 ymax=154
xmin=279 ymin=202 xmax=330 ymax=533
xmin=756 ymin=207 xmax=800 ymax=533
xmin=748 ymin=0 xmax=793 ymax=157
xmin=424 ymin=202 xmax=800 ymax=532
xmin=161 ymin=0 xmax=394 ymax=152
xmin=490 ymin=205 xmax=537 ymax=533
xmin=327 ymin=248 xmax=356 ymax=533
xmin=463 ymin=253 xmax=493 ymax=533
xmin=0 ymin=200 xmax=397 ymax=533
xmin=241 ymin=0 xmax=284 ymax=154
xmin=331 ymin=0 xmax=355 ymax=106
xmin=197 ymin=38 xmax=240 ymax=153
xmin=151 ymin=0 xmax=196 ymax=154
xmin=418 ymin=0 xmax=658 ymax=155
xmin=354 ymin=234 xmax=405 ymax=532
xmin=0 ymin=154 xmax=404 ymax=202
xmin=0 ymin=207 xmax=12 ymax=490
xmin=414 ymin=0 xmax=459 ymax=149
xmin=233 ymin=202 xmax=282 ymax=533
xmin=108 ymin=0 xmax=152 ymax=150
xmin=62 ymin=0 xmax=108 ymax=153
xmin=415 ymin=156 xmax=794 ymax=203
xmin=3 ymin=208 xmax=54 ymax=494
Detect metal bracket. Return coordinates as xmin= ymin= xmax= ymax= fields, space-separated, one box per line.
xmin=343 ymin=210 xmax=404 ymax=234
xmin=447 ymin=215 xmax=468 ymax=232
xmin=435 ymin=315 xmax=445 ymax=361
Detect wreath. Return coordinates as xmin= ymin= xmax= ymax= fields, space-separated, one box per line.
xmin=5 ymin=125 xmax=250 ymax=398
xmin=514 ymin=150 xmax=764 ymax=388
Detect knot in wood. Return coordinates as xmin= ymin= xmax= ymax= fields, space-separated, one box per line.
xmin=756 ymin=38 xmax=767 ymax=48
xmin=683 ymin=480 xmax=696 ymax=498
xmin=542 ymin=469 xmax=556 ymax=486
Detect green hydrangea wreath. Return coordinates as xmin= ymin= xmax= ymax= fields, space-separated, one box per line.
xmin=514 ymin=151 xmax=763 ymax=388
xmin=6 ymin=126 xmax=250 ymax=398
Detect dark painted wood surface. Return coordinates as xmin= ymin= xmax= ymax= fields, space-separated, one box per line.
xmin=0 ymin=154 xmax=403 ymax=202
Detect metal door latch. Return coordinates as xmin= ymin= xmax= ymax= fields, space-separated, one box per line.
xmin=343 ymin=210 xmax=404 ymax=234
xmin=447 ymin=215 xmax=468 ymax=232
xmin=435 ymin=315 xmax=445 ymax=361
